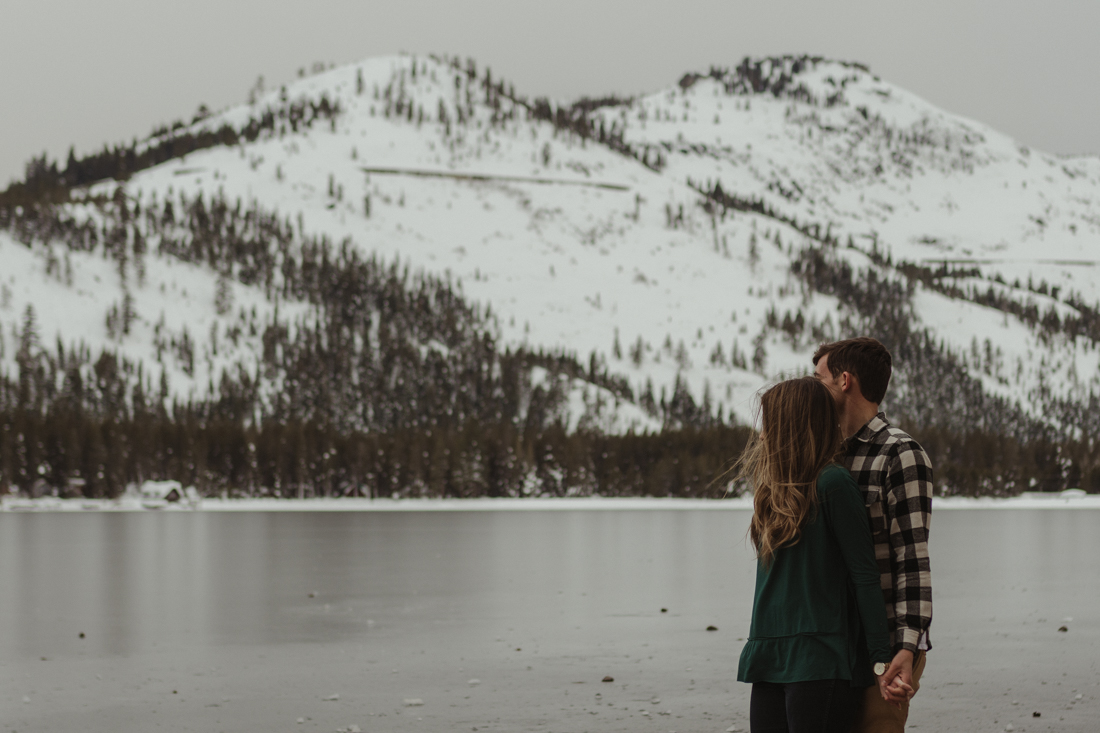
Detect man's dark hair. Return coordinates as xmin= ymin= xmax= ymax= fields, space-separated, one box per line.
xmin=812 ymin=337 xmax=892 ymax=404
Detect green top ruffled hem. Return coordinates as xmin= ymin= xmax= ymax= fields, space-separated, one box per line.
xmin=736 ymin=464 xmax=893 ymax=687
xmin=739 ymin=633 xmax=860 ymax=684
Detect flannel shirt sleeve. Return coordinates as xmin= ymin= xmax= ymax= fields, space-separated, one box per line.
xmin=883 ymin=439 xmax=933 ymax=654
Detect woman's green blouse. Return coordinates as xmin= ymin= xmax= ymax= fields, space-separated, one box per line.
xmin=737 ymin=464 xmax=893 ymax=687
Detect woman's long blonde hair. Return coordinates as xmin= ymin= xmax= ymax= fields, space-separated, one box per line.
xmin=737 ymin=376 xmax=844 ymax=566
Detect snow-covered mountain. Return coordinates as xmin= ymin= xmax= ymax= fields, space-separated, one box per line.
xmin=4 ymin=53 xmax=1100 ymax=438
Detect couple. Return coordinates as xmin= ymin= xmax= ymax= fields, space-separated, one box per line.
xmin=736 ymin=337 xmax=933 ymax=733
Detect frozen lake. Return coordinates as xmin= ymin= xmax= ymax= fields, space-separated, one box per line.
xmin=1 ymin=508 xmax=1097 ymax=732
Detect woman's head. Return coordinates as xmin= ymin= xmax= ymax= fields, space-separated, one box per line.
xmin=742 ymin=376 xmax=844 ymax=565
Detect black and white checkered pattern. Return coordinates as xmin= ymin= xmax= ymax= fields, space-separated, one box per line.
xmin=842 ymin=412 xmax=933 ymax=655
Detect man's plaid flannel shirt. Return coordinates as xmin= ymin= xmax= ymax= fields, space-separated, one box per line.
xmin=842 ymin=412 xmax=933 ymax=655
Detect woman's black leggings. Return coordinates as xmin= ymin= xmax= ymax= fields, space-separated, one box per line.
xmin=750 ymin=679 xmax=863 ymax=733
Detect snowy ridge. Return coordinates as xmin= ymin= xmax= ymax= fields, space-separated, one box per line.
xmin=3 ymin=53 xmax=1100 ymax=433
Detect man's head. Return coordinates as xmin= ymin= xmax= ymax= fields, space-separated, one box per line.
xmin=812 ymin=337 xmax=892 ymax=407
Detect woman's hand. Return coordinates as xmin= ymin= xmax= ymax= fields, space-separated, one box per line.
xmin=876 ymin=651 xmax=915 ymax=708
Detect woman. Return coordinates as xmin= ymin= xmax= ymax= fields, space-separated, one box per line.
xmin=735 ymin=377 xmax=902 ymax=732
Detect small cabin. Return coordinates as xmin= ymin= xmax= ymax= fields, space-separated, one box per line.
xmin=141 ymin=480 xmax=183 ymax=503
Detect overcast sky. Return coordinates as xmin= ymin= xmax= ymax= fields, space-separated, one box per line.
xmin=2 ymin=0 xmax=1097 ymax=186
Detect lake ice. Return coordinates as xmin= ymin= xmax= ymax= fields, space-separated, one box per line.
xmin=1 ymin=508 xmax=1097 ymax=731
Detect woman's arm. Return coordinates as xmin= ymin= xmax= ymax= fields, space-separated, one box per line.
xmin=821 ymin=467 xmax=893 ymax=666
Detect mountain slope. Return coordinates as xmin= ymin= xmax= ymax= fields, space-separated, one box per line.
xmin=3 ymin=53 xmax=1100 ymax=472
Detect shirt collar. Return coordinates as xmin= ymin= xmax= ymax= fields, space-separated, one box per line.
xmin=852 ymin=412 xmax=890 ymax=442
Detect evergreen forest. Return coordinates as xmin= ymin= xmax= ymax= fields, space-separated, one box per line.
xmin=2 ymin=54 xmax=1098 ymax=500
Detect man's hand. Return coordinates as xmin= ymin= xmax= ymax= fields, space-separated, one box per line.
xmin=879 ymin=649 xmax=915 ymax=707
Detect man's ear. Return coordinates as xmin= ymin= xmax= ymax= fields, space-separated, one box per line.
xmin=840 ymin=372 xmax=865 ymax=399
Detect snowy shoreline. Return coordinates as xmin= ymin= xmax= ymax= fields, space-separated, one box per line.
xmin=2 ymin=490 xmax=1098 ymax=512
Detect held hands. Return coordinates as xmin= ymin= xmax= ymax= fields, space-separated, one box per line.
xmin=875 ymin=649 xmax=915 ymax=709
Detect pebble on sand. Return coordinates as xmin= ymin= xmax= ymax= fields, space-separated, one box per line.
xmin=706 ymin=625 xmax=718 ymax=631
xmin=602 ymin=675 xmax=614 ymax=683
xmin=660 ymin=608 xmax=668 ymax=613
xmin=1032 ymin=711 xmax=1041 ymax=717
xmin=1058 ymin=625 xmax=1068 ymax=632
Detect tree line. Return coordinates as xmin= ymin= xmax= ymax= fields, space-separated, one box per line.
xmin=0 ymin=187 xmax=732 ymax=498
xmin=3 ymin=93 xmax=341 ymax=208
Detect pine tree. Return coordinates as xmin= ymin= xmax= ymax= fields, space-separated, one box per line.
xmin=215 ymin=274 xmax=233 ymax=316
xmin=122 ymin=291 xmax=136 ymax=335
xmin=675 ymin=341 xmax=691 ymax=370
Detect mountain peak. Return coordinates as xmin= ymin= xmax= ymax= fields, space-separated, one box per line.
xmin=679 ymin=55 xmax=872 ymax=99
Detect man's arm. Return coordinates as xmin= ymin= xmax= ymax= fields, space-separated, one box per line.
xmin=884 ymin=440 xmax=933 ymax=655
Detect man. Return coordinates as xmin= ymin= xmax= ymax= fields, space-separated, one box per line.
xmin=812 ymin=337 xmax=933 ymax=733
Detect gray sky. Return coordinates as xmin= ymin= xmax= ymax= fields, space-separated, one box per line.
xmin=2 ymin=0 xmax=1098 ymax=186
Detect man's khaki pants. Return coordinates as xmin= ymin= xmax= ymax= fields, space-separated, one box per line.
xmin=855 ymin=651 xmax=927 ymax=733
